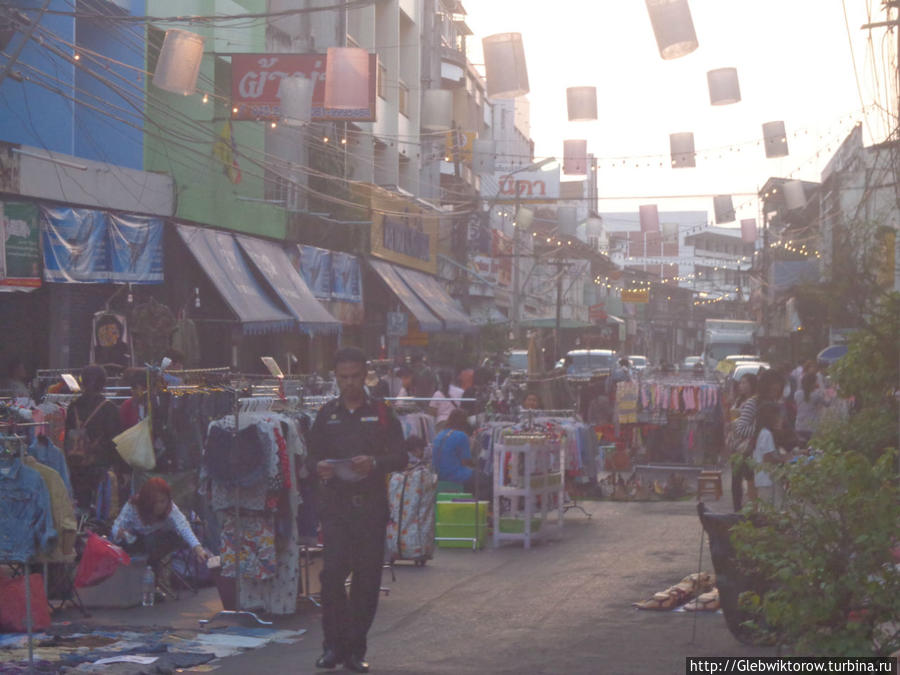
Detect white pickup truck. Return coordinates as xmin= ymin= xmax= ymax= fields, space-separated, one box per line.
xmin=702 ymin=319 xmax=758 ymax=371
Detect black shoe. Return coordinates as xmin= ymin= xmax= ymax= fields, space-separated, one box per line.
xmin=314 ymin=649 xmax=342 ymax=670
xmin=344 ymin=655 xmax=370 ymax=673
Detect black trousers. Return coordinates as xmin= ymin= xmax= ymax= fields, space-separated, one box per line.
xmin=731 ymin=463 xmax=754 ymax=512
xmin=320 ymin=501 xmax=388 ymax=659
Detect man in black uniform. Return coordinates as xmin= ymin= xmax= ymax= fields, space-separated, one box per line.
xmin=307 ymin=347 xmax=407 ymax=672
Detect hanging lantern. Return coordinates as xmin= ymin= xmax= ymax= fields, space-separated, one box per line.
xmin=784 ymin=180 xmax=806 ymax=210
xmin=422 ymin=89 xmax=453 ymax=132
xmin=278 ymin=75 xmax=314 ymax=127
xmin=152 ymin=29 xmax=205 ymax=96
xmin=639 ymin=204 xmax=660 ymax=233
xmin=566 ymin=87 xmax=598 ymax=122
xmin=669 ymin=132 xmax=695 ymax=168
xmin=557 ymin=206 xmax=577 ymax=236
xmin=482 ymin=33 xmax=529 ymax=98
xmin=324 ymin=47 xmax=370 ymax=110
xmin=563 ymin=139 xmax=588 ymax=175
xmin=713 ymin=195 xmax=735 ymax=223
xmin=515 ymin=205 xmax=534 ymax=229
xmin=645 ymin=0 xmax=699 ymax=60
xmin=662 ymin=221 xmax=678 ymax=242
xmin=707 ymin=68 xmax=741 ymax=105
xmin=762 ymin=121 xmax=789 ymax=158
xmin=741 ymin=219 xmax=757 ymax=243
xmin=473 ymin=139 xmax=496 ymax=173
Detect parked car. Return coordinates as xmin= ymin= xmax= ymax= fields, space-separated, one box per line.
xmin=727 ymin=361 xmax=770 ymax=386
xmin=817 ymin=344 xmax=848 ymax=367
xmin=626 ymin=355 xmax=649 ymax=373
xmin=562 ymin=349 xmax=616 ymax=382
xmin=680 ymin=356 xmax=703 ymax=371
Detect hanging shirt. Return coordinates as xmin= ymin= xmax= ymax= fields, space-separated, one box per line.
xmin=0 ymin=457 xmax=57 ymax=562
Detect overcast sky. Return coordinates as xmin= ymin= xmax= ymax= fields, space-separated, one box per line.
xmin=464 ymin=0 xmax=893 ymax=221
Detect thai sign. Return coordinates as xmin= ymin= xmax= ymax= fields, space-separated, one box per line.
xmin=0 ymin=201 xmax=41 ymax=289
xmin=368 ymin=187 xmax=438 ymax=275
xmin=230 ymin=53 xmax=377 ymax=121
xmin=483 ymin=168 xmax=560 ymax=204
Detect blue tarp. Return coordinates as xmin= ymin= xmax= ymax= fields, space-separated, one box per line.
xmin=298 ymin=245 xmax=332 ymax=300
xmin=41 ymin=206 xmax=163 ymax=284
xmin=236 ymin=235 xmax=341 ymax=335
xmin=176 ymin=224 xmax=294 ymax=335
xmin=331 ymin=251 xmax=362 ymax=302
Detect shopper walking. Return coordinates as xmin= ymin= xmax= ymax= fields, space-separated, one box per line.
xmin=307 ymin=347 xmax=407 ymax=673
xmin=793 ymin=371 xmax=829 ymax=446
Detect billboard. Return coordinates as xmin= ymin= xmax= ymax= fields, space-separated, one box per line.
xmin=230 ymin=53 xmax=377 ymax=122
xmin=482 ymin=167 xmax=560 ymax=204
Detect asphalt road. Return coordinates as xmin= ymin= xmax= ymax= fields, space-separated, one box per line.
xmin=201 ymin=495 xmax=776 ymax=675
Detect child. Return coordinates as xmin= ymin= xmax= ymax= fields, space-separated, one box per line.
xmin=751 ymin=402 xmax=793 ymax=507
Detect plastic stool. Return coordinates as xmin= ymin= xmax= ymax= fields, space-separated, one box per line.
xmin=696 ymin=471 xmax=723 ymax=501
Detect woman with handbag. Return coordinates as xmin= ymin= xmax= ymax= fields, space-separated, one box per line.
xmin=64 ymin=365 xmax=122 ymax=511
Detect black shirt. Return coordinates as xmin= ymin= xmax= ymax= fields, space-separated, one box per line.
xmin=306 ymin=394 xmax=407 ymax=498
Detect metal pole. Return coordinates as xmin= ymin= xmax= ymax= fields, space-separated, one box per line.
xmin=554 ymin=261 xmax=563 ymax=363
xmin=512 ymin=185 xmax=521 ymax=344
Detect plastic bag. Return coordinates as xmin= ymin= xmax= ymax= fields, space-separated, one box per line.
xmin=0 ymin=573 xmax=51 ymax=632
xmin=113 ymin=417 xmax=155 ymax=470
xmin=74 ymin=532 xmax=131 ymax=588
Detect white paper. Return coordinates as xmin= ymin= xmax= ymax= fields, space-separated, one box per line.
xmin=325 ymin=458 xmax=365 ymax=482
xmin=93 ymin=655 xmax=159 ymax=665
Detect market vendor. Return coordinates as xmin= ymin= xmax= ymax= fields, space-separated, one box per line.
xmin=432 ymin=409 xmax=491 ymax=499
xmin=521 ymin=392 xmax=542 ymax=410
xmin=111 ymin=477 xmax=209 ymax=564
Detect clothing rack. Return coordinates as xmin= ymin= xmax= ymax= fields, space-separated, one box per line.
xmin=0 ymin=431 xmax=35 ymax=673
xmin=199 ymin=390 xmax=304 ymax=628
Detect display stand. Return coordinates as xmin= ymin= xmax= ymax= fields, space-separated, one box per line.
xmin=492 ymin=432 xmax=565 ymax=549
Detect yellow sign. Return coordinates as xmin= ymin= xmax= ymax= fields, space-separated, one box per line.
xmin=444 ymin=130 xmax=475 ymax=162
xmin=367 ymin=185 xmax=438 ymax=275
xmin=621 ymin=289 xmax=649 ymax=304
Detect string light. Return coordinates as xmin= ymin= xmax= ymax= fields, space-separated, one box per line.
xmin=202 ymin=93 xmax=208 ymax=104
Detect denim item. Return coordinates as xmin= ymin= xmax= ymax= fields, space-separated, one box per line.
xmin=0 ymin=458 xmax=57 ymax=562
xmin=28 ymin=437 xmax=72 ymax=497
xmin=204 ymin=424 xmax=267 ymax=487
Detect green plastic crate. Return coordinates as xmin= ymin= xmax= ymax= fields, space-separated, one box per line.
xmin=435 ymin=523 xmax=487 ymax=549
xmin=436 ymin=500 xmax=489 ymax=525
xmin=437 ymin=492 xmax=474 ymax=502
xmin=499 ymin=517 xmax=542 ymax=534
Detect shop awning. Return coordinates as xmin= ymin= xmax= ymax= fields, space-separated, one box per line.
xmin=399 ymin=268 xmax=477 ymax=333
xmin=236 ymin=235 xmax=342 ymax=335
xmin=369 ymin=259 xmax=442 ymax=332
xmin=518 ymin=317 xmax=594 ymax=329
xmin=469 ymin=304 xmax=507 ymax=325
xmin=175 ymin=224 xmax=294 ymax=335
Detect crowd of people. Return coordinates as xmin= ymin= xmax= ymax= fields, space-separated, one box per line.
xmin=725 ymin=359 xmax=845 ymax=510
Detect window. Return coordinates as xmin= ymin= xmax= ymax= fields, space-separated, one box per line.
xmin=398 ymin=80 xmax=409 ymax=117
xmin=377 ymin=61 xmax=387 ymax=100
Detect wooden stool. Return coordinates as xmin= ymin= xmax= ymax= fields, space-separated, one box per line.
xmin=696 ymin=471 xmax=723 ymax=501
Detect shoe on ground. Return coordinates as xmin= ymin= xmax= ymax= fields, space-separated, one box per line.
xmin=314 ymin=649 xmax=342 ymax=669
xmin=344 ymin=655 xmax=370 ymax=673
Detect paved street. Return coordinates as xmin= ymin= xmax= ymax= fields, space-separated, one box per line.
xmin=76 ymin=493 xmax=777 ymax=674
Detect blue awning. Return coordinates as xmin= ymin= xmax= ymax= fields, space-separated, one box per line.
xmin=369 ymin=259 xmax=442 ymax=332
xmin=175 ymin=224 xmax=294 ymax=335
xmin=236 ymin=235 xmax=342 ymax=335
xmin=399 ymin=267 xmax=477 ymax=333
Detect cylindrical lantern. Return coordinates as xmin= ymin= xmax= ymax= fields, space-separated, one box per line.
xmin=762 ymin=121 xmax=789 ymax=158
xmin=645 ymin=0 xmax=699 ymax=60
xmin=422 ymin=89 xmax=453 ymax=132
xmin=662 ymin=221 xmax=678 ymax=242
xmin=483 ymin=33 xmax=529 ymax=98
xmin=784 ymin=180 xmax=806 ymax=210
xmin=741 ymin=219 xmax=757 ymax=243
xmin=563 ymin=139 xmax=588 ymax=175
xmin=713 ymin=195 xmax=735 ymax=223
xmin=566 ymin=86 xmax=598 ymax=121
xmin=152 ymin=29 xmax=204 ymax=96
xmin=473 ymin=139 xmax=496 ymax=173
xmin=669 ymin=132 xmax=695 ymax=168
xmin=324 ymin=47 xmax=370 ymax=110
xmin=707 ymin=67 xmax=741 ymax=105
xmin=278 ymin=75 xmax=314 ymax=127
xmin=639 ymin=204 xmax=660 ymax=233
xmin=515 ymin=206 xmax=534 ymax=229
xmin=557 ymin=206 xmax=577 ymax=236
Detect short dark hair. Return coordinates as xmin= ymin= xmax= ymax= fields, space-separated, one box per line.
xmin=404 ymin=435 xmax=427 ymax=453
xmin=333 ymin=346 xmax=367 ymax=370
xmin=446 ymin=408 xmax=470 ymax=432
xmin=81 ymin=364 xmax=107 ymax=394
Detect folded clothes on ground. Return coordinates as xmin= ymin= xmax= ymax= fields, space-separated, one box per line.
xmin=633 ymin=571 xmax=716 ymax=610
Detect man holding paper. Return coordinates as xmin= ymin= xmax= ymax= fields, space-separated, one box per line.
xmin=307 ymin=347 xmax=407 ymax=673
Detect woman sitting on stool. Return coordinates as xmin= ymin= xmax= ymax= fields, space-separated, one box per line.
xmin=111 ymin=478 xmax=210 ymax=566
xmin=432 ymin=409 xmax=491 ymax=500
